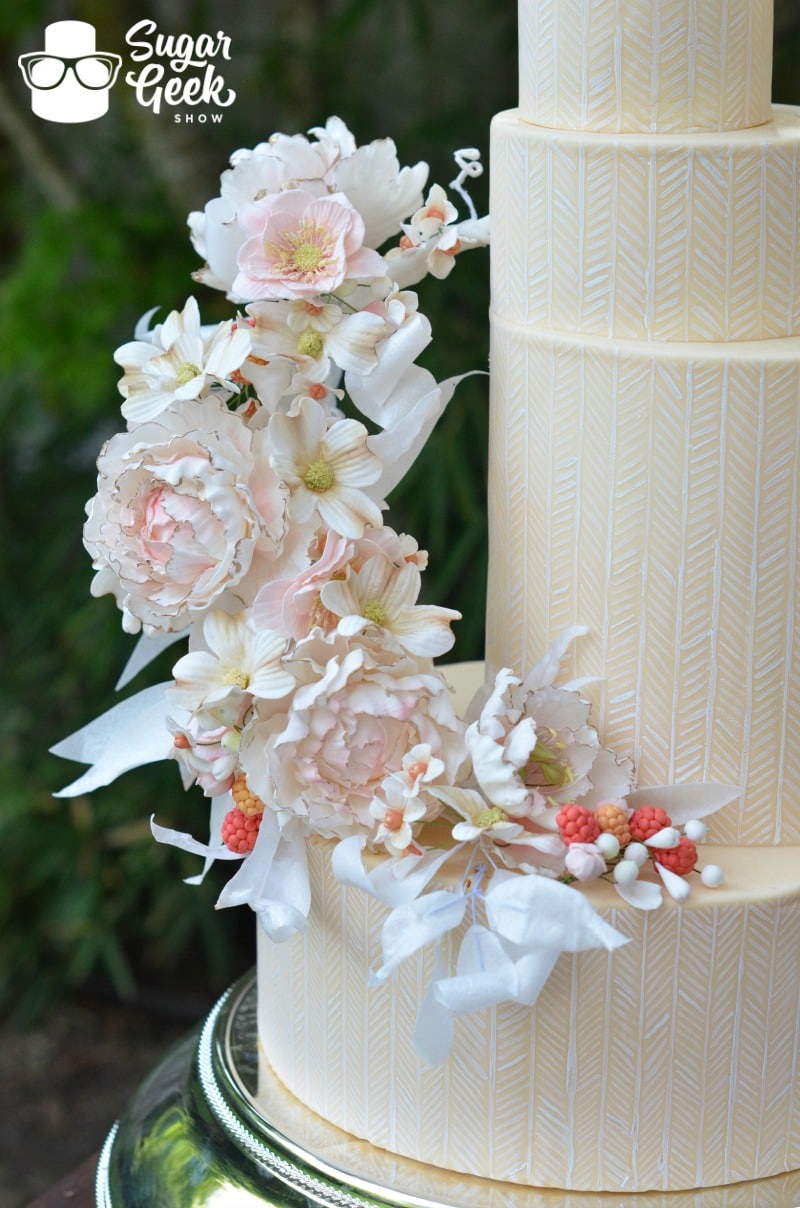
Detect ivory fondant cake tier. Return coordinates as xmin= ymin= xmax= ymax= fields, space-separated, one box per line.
xmin=486 ymin=327 xmax=800 ymax=845
xmin=518 ymin=0 xmax=774 ymax=133
xmin=491 ymin=107 xmax=800 ymax=341
xmin=257 ymin=825 xmax=800 ymax=1194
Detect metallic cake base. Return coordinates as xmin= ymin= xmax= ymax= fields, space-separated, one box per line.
xmin=97 ymin=973 xmax=800 ymax=1207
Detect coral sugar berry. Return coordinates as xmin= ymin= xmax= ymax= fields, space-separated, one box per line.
xmin=556 ymin=804 xmax=600 ymax=846
xmin=629 ymin=805 xmax=672 ymax=843
xmin=654 ymin=836 xmax=698 ymax=877
xmin=222 ymin=808 xmax=262 ymax=854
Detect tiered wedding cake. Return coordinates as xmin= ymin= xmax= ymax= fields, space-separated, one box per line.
xmin=257 ymin=0 xmax=800 ymax=1196
xmin=52 ymin=0 xmax=800 ymax=1198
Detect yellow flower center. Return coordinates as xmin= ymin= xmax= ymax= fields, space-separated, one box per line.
xmin=224 ymin=669 xmax=250 ymax=691
xmin=175 ymin=360 xmax=202 ymax=386
xmin=476 ymin=806 xmax=508 ymax=828
xmin=267 ymin=220 xmax=334 ymax=281
xmin=304 ymin=458 xmax=334 ymax=492
xmin=297 ymin=328 xmax=325 ymax=358
xmin=363 ymin=600 xmax=387 ymax=626
xmin=292 ymin=242 xmax=324 ymax=272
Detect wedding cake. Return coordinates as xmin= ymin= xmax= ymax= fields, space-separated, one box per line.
xmin=257 ymin=0 xmax=800 ymax=1199
xmin=53 ymin=0 xmax=800 ymax=1201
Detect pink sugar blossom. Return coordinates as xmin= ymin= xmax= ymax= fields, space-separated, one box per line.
xmin=232 ymin=190 xmax=386 ymax=302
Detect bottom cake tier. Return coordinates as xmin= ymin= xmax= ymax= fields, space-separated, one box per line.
xmin=257 ymin=832 xmax=800 ymax=1195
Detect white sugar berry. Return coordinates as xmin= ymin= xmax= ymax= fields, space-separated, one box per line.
xmin=684 ymin=819 xmax=708 ymax=843
xmin=701 ymin=864 xmax=724 ymax=888
xmin=644 ymin=826 xmax=681 ymax=849
xmin=614 ymin=859 xmax=640 ymax=885
xmin=596 ymin=832 xmax=620 ymax=860
xmin=624 ymin=841 xmax=649 ymax=866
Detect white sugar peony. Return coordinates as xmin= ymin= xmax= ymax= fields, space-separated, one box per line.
xmin=84 ymin=398 xmax=288 ymax=634
xmin=238 ymin=638 xmax=465 ymax=840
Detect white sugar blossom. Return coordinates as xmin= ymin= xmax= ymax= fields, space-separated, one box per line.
xmin=268 ymin=396 xmax=383 ymax=538
xmin=398 ymin=744 xmax=445 ymax=796
xmin=115 ymin=298 xmax=251 ymax=425
xmin=170 ymin=610 xmax=295 ymax=714
xmin=370 ymin=775 xmax=428 ymax=854
xmin=430 ymin=785 xmax=526 ymax=844
xmin=247 ymin=298 xmax=389 ymax=383
xmin=385 ymin=182 xmax=490 ymax=290
xmin=320 ymin=554 xmax=459 ymax=657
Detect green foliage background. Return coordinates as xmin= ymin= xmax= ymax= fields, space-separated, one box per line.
xmin=1 ymin=0 xmax=799 ymax=1019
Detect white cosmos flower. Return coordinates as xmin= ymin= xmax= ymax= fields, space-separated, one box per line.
xmin=170 ymin=610 xmax=295 ymax=713
xmin=115 ymin=297 xmax=251 ymax=425
xmin=320 ymin=554 xmax=459 ymax=657
xmin=268 ymin=396 xmax=383 ymax=539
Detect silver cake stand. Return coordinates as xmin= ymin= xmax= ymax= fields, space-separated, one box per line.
xmin=96 ymin=972 xmax=800 ymax=1208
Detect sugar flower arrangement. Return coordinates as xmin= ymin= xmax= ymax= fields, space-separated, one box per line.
xmin=54 ymin=117 xmax=738 ymax=1064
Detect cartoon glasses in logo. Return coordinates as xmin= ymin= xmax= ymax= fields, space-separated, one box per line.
xmin=18 ymin=52 xmax=121 ymax=91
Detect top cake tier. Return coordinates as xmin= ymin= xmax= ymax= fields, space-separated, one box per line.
xmin=520 ymin=0 xmax=774 ymax=133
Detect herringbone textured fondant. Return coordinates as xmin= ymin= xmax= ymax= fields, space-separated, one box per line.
xmin=491 ymin=108 xmax=800 ymax=341
xmin=519 ymin=0 xmax=773 ymax=132
xmin=257 ymin=839 xmax=800 ymax=1193
xmin=486 ymin=323 xmax=800 ymax=845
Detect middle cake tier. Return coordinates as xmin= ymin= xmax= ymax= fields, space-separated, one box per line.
xmin=491 ymin=106 xmax=800 ymax=342
xmin=485 ymin=323 xmax=800 ymax=846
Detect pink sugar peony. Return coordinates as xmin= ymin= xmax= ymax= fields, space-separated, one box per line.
xmin=84 ymin=398 xmax=288 ymax=634
xmin=238 ymin=639 xmax=465 ymax=840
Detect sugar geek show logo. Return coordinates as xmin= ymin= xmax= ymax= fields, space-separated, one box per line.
xmin=18 ymin=21 xmax=120 ymax=123
xmin=18 ymin=18 xmax=236 ymax=124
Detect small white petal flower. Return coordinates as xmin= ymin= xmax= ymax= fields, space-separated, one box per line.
xmin=170 ymin=610 xmax=294 ymax=712
xmin=115 ymin=298 xmax=251 ymax=424
xmin=370 ymin=775 xmax=428 ymax=854
xmin=429 ymin=785 xmax=525 ymax=844
xmin=320 ymin=554 xmax=459 ymax=657
xmin=268 ymin=396 xmax=383 ymax=538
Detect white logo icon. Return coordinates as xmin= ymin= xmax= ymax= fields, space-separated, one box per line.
xmin=18 ymin=21 xmax=121 ymax=124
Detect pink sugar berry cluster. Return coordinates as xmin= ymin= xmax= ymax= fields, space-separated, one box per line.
xmin=556 ymin=801 xmax=713 ymax=891
xmin=555 ymin=804 xmax=600 ymax=845
xmin=221 ymin=774 xmax=265 ymax=854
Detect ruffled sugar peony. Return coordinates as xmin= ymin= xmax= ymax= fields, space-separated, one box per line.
xmin=232 ymin=190 xmax=386 ymax=302
xmin=84 ymin=399 xmax=288 ymax=634
xmin=466 ymin=639 xmax=635 ymax=827
xmin=238 ymin=638 xmax=466 ymax=840
xmin=114 ymin=297 xmax=251 ymax=425
xmin=268 ymin=396 xmax=383 ymax=539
